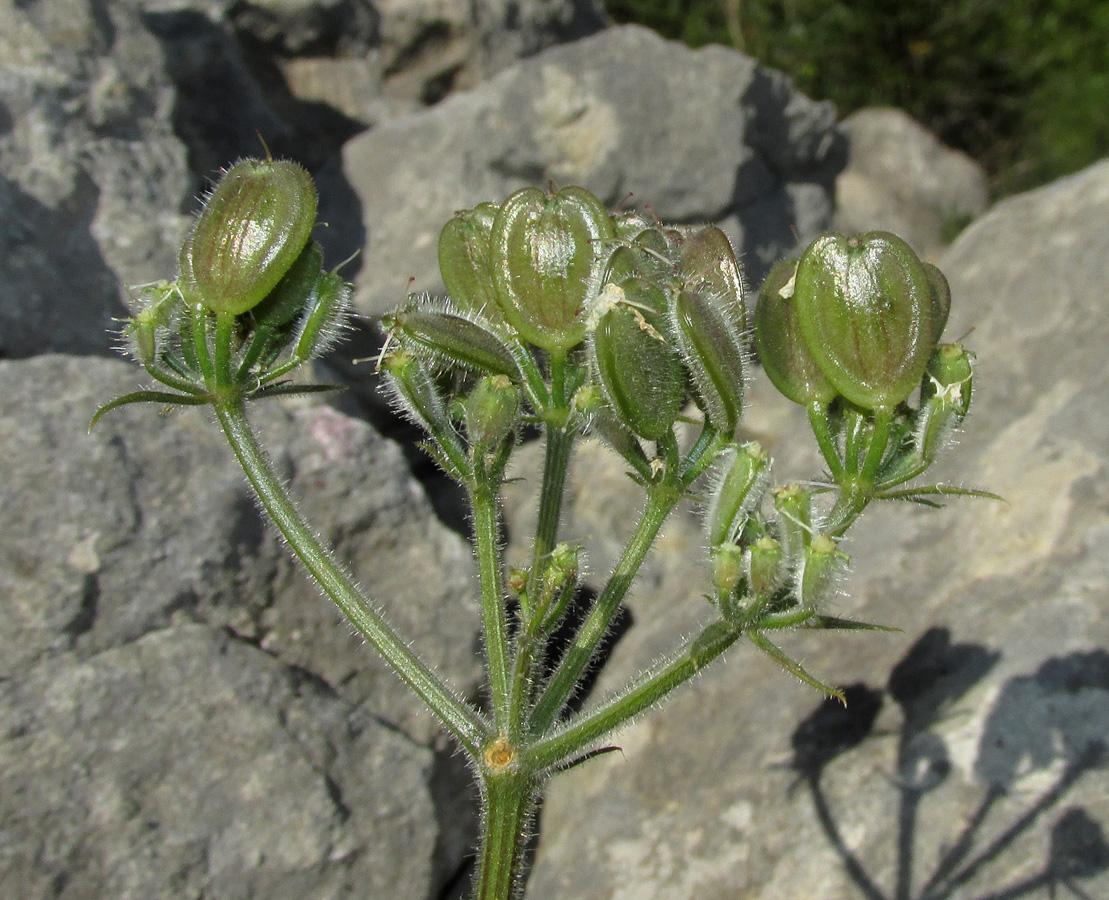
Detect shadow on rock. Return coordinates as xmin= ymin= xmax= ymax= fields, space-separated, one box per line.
xmin=790 ymin=629 xmax=1109 ymax=900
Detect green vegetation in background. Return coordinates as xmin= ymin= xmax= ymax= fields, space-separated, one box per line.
xmin=605 ymin=0 xmax=1109 ymax=195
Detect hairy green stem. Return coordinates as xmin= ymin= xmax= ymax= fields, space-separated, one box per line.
xmin=213 ymin=399 xmax=488 ymax=756
xmin=529 ymin=484 xmax=679 ymax=734
xmin=526 ymin=620 xmax=743 ymax=772
xmin=808 ymin=400 xmax=844 ymax=481
xmin=474 ymin=770 xmax=536 ymax=900
xmin=471 ymin=482 xmax=512 ymax=733
xmin=530 ymin=425 xmax=573 ymax=579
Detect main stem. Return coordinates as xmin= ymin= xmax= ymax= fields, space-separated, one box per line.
xmin=474 ymin=770 xmax=536 ymax=900
xmin=213 ymin=399 xmax=488 ymax=757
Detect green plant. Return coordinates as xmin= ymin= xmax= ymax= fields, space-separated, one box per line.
xmin=95 ymin=161 xmax=993 ymax=899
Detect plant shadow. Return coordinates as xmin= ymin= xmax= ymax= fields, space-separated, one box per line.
xmin=789 ymin=628 xmax=1109 ymax=900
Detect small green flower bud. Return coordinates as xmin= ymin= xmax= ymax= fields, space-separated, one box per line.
xmin=591 ymin=279 xmax=684 ymax=442
xmin=536 ymin=542 xmax=583 ymax=633
xmin=799 ymin=533 xmax=846 ymax=611
xmin=126 ymin=281 xmax=182 ymax=366
xmin=182 ymin=159 xmax=318 ymax=316
xmin=920 ymin=342 xmax=973 ymax=415
xmin=672 ymin=288 xmax=748 ymax=438
xmin=706 ymin=442 xmax=770 ymax=547
xmin=608 ymin=225 xmax=681 ymax=284
xmin=679 ymin=225 xmax=747 ymax=329
xmin=915 ymin=343 xmax=974 ymax=464
xmin=754 ymin=257 xmax=838 ymax=406
xmin=439 ymin=202 xmax=502 ymax=322
xmin=572 ymin=382 xmax=605 ymax=417
xmin=712 ymin=542 xmax=745 ymax=605
xmin=747 ymin=535 xmax=786 ymax=600
xmin=923 ymin=262 xmax=951 ymax=342
xmin=386 ymin=305 xmax=519 ymax=378
xmin=795 ymin=231 xmax=934 ymax=411
xmin=490 ymin=186 xmax=615 ymax=352
xmin=465 ymin=374 xmax=520 ymax=450
xmin=252 ymin=240 xmax=324 ymax=331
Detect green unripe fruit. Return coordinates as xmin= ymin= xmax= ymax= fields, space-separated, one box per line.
xmin=592 ymin=280 xmax=684 ymax=442
xmin=773 ymin=482 xmax=812 ymax=565
xmin=712 ymin=543 xmax=745 ymax=601
xmin=679 ymin=225 xmax=747 ymax=330
xmin=387 ymin=306 xmax=519 ymax=378
xmin=799 ymin=533 xmax=845 ymax=611
xmin=747 ymin=535 xmax=785 ymax=600
xmin=923 ymin=262 xmax=951 ymax=342
xmin=672 ymin=288 xmax=748 ymax=438
xmin=490 ymin=186 xmax=615 ymax=352
xmin=439 ymin=203 xmax=502 ymax=321
xmin=914 ymin=342 xmax=975 ymax=465
xmin=795 ymin=231 xmax=934 ymax=411
xmin=381 ymin=349 xmax=449 ymax=435
xmin=182 ymin=159 xmax=318 ymax=316
xmin=754 ymin=257 xmax=838 ymax=406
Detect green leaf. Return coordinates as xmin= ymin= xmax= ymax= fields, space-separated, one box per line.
xmin=801 ymin=614 xmax=901 ymax=632
xmin=89 ymin=390 xmax=207 ymax=430
xmin=748 ymin=631 xmax=845 ymax=702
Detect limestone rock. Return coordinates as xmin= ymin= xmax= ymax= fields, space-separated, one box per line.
xmin=0 ymin=354 xmax=483 ymax=743
xmin=522 ymin=160 xmax=1109 ymax=899
xmin=0 ymin=623 xmax=444 ymax=899
xmin=0 ymin=0 xmax=192 ymax=358
xmin=835 ymin=107 xmax=989 ymax=259
xmin=324 ymin=24 xmax=845 ymax=319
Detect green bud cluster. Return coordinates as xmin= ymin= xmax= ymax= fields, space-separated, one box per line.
xmin=381 ymin=184 xmax=751 ymax=485
xmin=753 ymin=231 xmax=989 ymax=533
xmin=96 ymin=157 xmax=351 ymax=424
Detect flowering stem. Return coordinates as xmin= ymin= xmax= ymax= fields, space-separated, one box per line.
xmin=528 ymin=483 xmax=678 ymax=734
xmin=526 ymin=620 xmax=743 ymax=772
xmin=471 ymin=480 xmax=512 ymax=734
xmin=474 ymin=770 xmax=536 ymax=900
xmin=213 ymin=398 xmax=488 ymax=757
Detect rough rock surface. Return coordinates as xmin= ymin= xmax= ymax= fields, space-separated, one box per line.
xmin=0 ymin=0 xmax=192 ymax=359
xmin=835 ymin=107 xmax=990 ymax=259
xmin=519 ymin=160 xmax=1109 ymax=898
xmin=0 ymin=624 xmax=442 ymax=900
xmin=324 ymin=24 xmax=845 ymax=318
xmin=0 ymin=355 xmax=483 ymax=896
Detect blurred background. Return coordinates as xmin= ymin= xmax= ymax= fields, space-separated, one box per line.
xmin=607 ymin=0 xmax=1109 ymax=198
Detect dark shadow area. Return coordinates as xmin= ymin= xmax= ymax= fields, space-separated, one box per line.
xmin=790 ymin=628 xmax=1109 ymax=900
xmin=141 ymin=9 xmax=367 ymax=181
xmin=0 ymin=171 xmax=123 ymax=359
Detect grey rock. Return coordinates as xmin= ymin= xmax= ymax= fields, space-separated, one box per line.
xmin=0 ymin=0 xmax=192 ymax=358
xmin=0 ymin=623 xmax=444 ymax=899
xmin=518 ymin=160 xmax=1109 ymax=898
xmin=374 ymin=0 xmax=608 ymax=104
xmin=325 ymin=24 xmax=845 ymax=319
xmin=0 ymin=353 xmax=486 ymax=894
xmin=230 ymin=0 xmax=379 ymax=55
xmin=0 ymin=355 xmax=483 ymax=745
xmin=835 ymin=107 xmax=990 ymax=259
xmin=138 ymin=1 xmax=300 ymax=175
